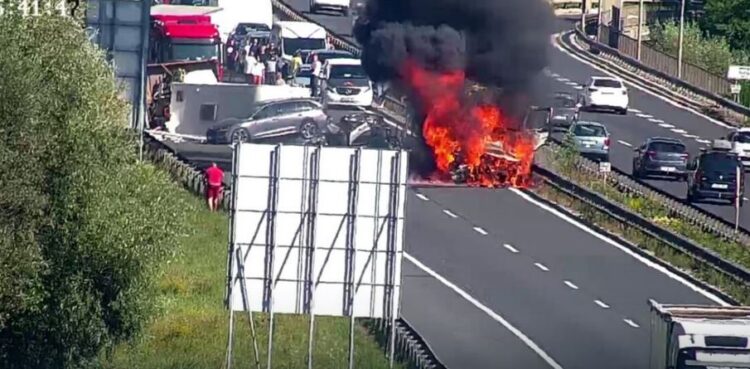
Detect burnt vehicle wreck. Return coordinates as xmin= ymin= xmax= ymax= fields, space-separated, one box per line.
xmin=323 ymin=112 xmax=407 ymax=150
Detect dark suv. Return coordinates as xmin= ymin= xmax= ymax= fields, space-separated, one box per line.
xmin=686 ymin=143 xmax=744 ymax=206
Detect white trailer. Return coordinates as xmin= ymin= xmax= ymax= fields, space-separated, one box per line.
xmin=649 ymin=299 xmax=750 ymax=369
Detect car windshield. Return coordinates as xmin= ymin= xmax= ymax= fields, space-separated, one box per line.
xmin=733 ymin=132 xmax=750 ymax=144
xmin=593 ymin=79 xmax=623 ymax=88
xmin=283 ymin=38 xmax=326 ymax=56
xmin=171 ymin=43 xmax=219 ymax=61
xmin=330 ymin=65 xmax=368 ymax=79
xmin=700 ymin=153 xmax=739 ymax=172
xmin=649 ymin=142 xmax=686 ymax=153
xmin=573 ymin=124 xmax=606 ymax=137
xmin=554 ymin=96 xmax=576 ymax=108
xmin=236 ymin=23 xmax=270 ymax=35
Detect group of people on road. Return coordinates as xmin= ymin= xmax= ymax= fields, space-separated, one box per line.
xmin=233 ymin=38 xmax=304 ymax=86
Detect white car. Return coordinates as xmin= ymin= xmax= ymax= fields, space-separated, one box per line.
xmin=728 ymin=128 xmax=750 ymax=168
xmin=581 ymin=76 xmax=629 ymax=115
xmin=321 ymin=58 xmax=373 ymax=108
xmin=310 ymin=0 xmax=350 ymax=15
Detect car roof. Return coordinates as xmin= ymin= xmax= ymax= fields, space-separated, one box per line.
xmin=326 ymin=58 xmax=362 ymax=66
xmin=591 ymin=76 xmax=622 ymax=82
xmin=260 ymin=98 xmax=322 ymax=106
xmin=737 ymin=127 xmax=750 ymax=133
xmin=309 ymin=49 xmax=352 ymax=55
xmin=574 ymin=120 xmax=605 ymax=127
xmin=553 ymin=92 xmax=574 ymax=98
xmin=647 ymin=137 xmax=684 ymax=144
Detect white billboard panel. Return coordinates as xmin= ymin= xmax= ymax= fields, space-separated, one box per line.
xmin=227 ymin=143 xmax=408 ymax=319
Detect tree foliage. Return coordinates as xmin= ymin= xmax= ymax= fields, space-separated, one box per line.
xmin=702 ymin=0 xmax=750 ymax=53
xmin=0 ymin=15 xmax=189 ymax=369
xmin=649 ymin=20 xmax=745 ymax=76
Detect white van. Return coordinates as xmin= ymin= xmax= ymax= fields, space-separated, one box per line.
xmin=321 ymin=58 xmax=373 ymax=108
xmin=271 ymin=21 xmax=329 ymax=62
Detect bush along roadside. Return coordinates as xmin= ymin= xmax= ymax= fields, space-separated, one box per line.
xmin=533 ymin=142 xmax=750 ymax=303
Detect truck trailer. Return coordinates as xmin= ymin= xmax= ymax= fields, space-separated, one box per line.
xmin=649 ymin=299 xmax=750 ymax=369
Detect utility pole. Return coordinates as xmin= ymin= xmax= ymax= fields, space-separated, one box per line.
xmin=597 ymin=0 xmax=604 ymax=41
xmin=636 ymin=0 xmax=644 ymax=60
xmin=677 ymin=0 xmax=686 ymax=78
xmin=581 ymin=0 xmax=588 ymax=33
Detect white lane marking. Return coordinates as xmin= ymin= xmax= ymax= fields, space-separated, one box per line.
xmin=416 ymin=193 xmax=429 ymax=201
xmin=573 ymin=85 xmax=583 ymax=90
xmin=509 ymin=188 xmax=730 ymax=306
xmin=565 ymin=81 xmax=579 ymax=86
xmin=404 ymin=253 xmax=565 ymax=369
xmin=552 ymin=32 xmax=734 ymax=129
xmin=443 ymin=209 xmax=458 ymax=218
xmin=671 ymin=128 xmax=687 ymax=134
xmin=473 ymin=227 xmax=488 ymax=235
xmin=595 ymin=300 xmax=611 ymax=309
xmin=636 ymin=113 xmax=653 ymax=118
xmin=617 ymin=140 xmax=632 ymax=147
xmin=503 ymin=243 xmax=519 ymax=253
xmin=623 ymin=319 xmax=640 ymax=328
xmin=648 ymin=118 xmax=665 ymax=123
xmin=659 ymin=123 xmax=675 ymax=128
xmin=550 ymin=72 xmax=560 ymax=78
xmin=683 ymin=133 xmax=699 ymax=139
xmin=744 ymin=197 xmax=749 ymax=201
xmin=564 ymin=280 xmax=579 ymax=290
xmin=557 ymin=77 xmax=570 ymax=83
xmin=696 ymin=138 xmax=711 ymax=144
xmin=534 ymin=263 xmax=550 ymax=272
xmin=629 ymin=108 xmax=641 ymax=113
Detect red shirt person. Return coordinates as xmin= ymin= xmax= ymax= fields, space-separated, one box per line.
xmin=205 ymin=162 xmax=225 ymax=211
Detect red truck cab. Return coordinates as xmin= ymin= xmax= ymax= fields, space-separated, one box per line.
xmin=149 ymin=14 xmax=223 ymax=80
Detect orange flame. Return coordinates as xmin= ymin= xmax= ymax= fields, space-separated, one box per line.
xmin=402 ymin=60 xmax=535 ymax=188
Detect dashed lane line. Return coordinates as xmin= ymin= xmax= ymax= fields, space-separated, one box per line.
xmin=557 ymin=77 xmax=570 ymax=83
xmin=473 ymin=227 xmax=488 ymax=235
xmin=534 ymin=263 xmax=550 ymax=272
xmin=503 ymin=243 xmax=519 ymax=253
xmin=623 ymin=319 xmax=640 ymax=328
xmin=416 ymin=193 xmax=429 ymax=201
xmin=617 ymin=140 xmax=632 ymax=147
xmin=648 ymin=118 xmax=665 ymax=123
xmin=683 ymin=134 xmax=699 ymax=139
xmin=564 ymin=280 xmax=579 ymax=290
xmin=443 ymin=209 xmax=458 ymax=218
xmin=671 ymin=128 xmax=687 ymax=134
xmin=594 ymin=300 xmax=611 ymax=309
xmin=636 ymin=113 xmax=653 ymax=118
xmin=696 ymin=138 xmax=711 ymax=144
xmin=629 ymin=108 xmax=641 ymax=113
xmin=659 ymin=123 xmax=675 ymax=128
xmin=404 ymin=253 xmax=565 ymax=369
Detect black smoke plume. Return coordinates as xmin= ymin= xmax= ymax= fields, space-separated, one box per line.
xmin=353 ymin=0 xmax=555 ymax=92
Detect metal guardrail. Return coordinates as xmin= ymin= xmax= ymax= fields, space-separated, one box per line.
xmin=576 ymin=21 xmax=750 ymax=121
xmin=269 ymin=0 xmax=750 ymax=289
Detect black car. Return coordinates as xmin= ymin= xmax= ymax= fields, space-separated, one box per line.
xmin=686 ymin=141 xmax=744 ymax=205
xmin=632 ymin=137 xmax=689 ymax=180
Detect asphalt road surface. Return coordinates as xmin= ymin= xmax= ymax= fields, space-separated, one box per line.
xmin=163 ymin=4 xmax=732 ymax=368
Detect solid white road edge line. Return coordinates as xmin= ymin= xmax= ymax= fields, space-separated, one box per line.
xmin=403 ymin=253 xmax=565 ymax=369
xmin=535 ymin=263 xmax=550 ymax=272
xmin=473 ymin=227 xmax=489 ymax=235
xmin=509 ymin=188 xmax=730 ymax=306
xmin=594 ymin=300 xmax=611 ymax=309
xmin=503 ymin=243 xmax=520 ymax=253
xmin=552 ymin=32 xmax=734 ymax=130
xmin=564 ymin=280 xmax=579 ymax=290
xmin=443 ymin=209 xmax=458 ymax=218
xmin=416 ymin=193 xmax=429 ymax=201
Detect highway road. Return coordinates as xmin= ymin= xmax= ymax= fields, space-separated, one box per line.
xmin=294 ymin=1 xmax=750 ymax=230
xmin=163 ymin=3 xmax=734 ymax=367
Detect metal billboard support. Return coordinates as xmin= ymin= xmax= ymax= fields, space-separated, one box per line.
xmin=346 ymin=149 xmax=363 ymax=369
xmin=305 ymin=146 xmax=322 ymax=369
xmin=386 ymin=152 xmax=404 ymax=368
xmin=264 ymin=145 xmax=282 ymax=369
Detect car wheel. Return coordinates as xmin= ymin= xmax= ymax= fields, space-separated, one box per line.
xmin=300 ymin=119 xmax=319 ymax=140
xmin=230 ymin=128 xmax=250 ymax=144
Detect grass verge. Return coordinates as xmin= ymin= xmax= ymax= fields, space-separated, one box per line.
xmin=102 ymin=186 xmax=401 ymax=369
xmin=532 ymin=144 xmax=750 ymax=303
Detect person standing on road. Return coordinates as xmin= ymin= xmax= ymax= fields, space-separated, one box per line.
xmin=310 ymin=54 xmax=322 ymax=97
xmin=205 ymin=162 xmax=225 ymax=212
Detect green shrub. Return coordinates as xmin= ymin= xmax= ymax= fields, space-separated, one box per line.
xmin=0 ymin=15 xmax=189 ymax=369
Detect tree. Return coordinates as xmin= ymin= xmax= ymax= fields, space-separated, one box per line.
xmin=702 ymin=0 xmax=750 ymax=53
xmin=0 ymin=14 xmax=189 ymax=369
xmin=649 ymin=20 xmax=740 ymax=76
